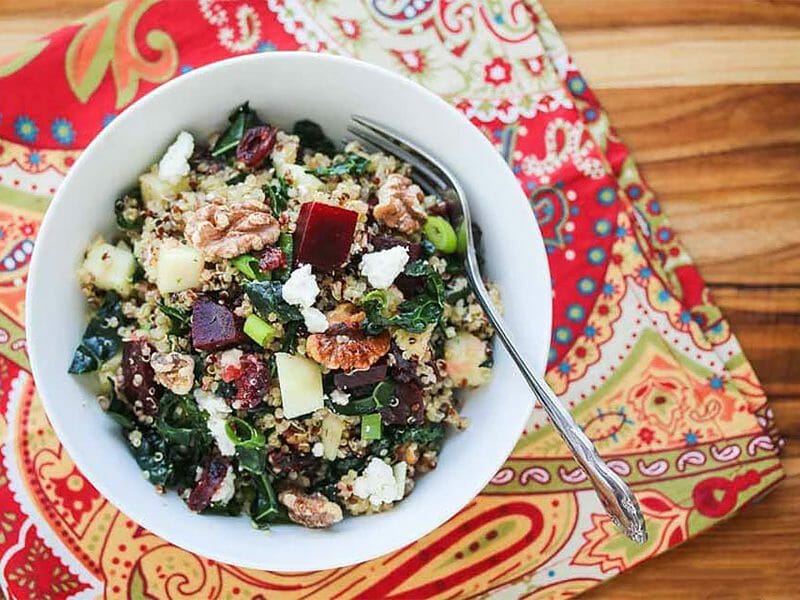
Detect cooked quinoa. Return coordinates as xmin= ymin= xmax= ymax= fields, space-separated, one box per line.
xmin=70 ymin=104 xmax=497 ymax=529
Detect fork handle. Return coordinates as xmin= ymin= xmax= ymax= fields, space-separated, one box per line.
xmin=464 ymin=252 xmax=647 ymax=544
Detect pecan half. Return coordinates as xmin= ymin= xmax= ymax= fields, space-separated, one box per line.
xmin=279 ymin=491 xmax=343 ymax=528
xmin=150 ymin=351 xmax=195 ymax=395
xmin=373 ymin=174 xmax=427 ymax=234
xmin=185 ymin=198 xmax=280 ymax=260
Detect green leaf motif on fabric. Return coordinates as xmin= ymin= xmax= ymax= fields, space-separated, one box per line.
xmin=0 ymin=39 xmax=50 ymax=78
xmin=65 ymin=0 xmax=178 ymax=108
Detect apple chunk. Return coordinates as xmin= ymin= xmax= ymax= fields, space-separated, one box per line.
xmin=275 ymin=352 xmax=324 ymax=419
xmin=294 ymin=202 xmax=358 ymax=270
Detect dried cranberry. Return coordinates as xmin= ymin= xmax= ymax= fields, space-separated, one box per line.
xmin=121 ymin=341 xmax=161 ymax=416
xmin=268 ymin=449 xmax=319 ymax=475
xmin=381 ymin=381 xmax=425 ymax=426
xmin=236 ymin=125 xmax=277 ymax=168
xmin=371 ymin=235 xmax=422 ymax=261
xmin=233 ymin=354 xmax=269 ymax=409
xmin=191 ymin=297 xmax=241 ymax=352
xmin=187 ymin=456 xmax=230 ymax=511
xmin=334 ymin=364 xmax=388 ymax=392
xmin=389 ymin=344 xmax=422 ymax=386
xmin=258 ymin=246 xmax=286 ymax=272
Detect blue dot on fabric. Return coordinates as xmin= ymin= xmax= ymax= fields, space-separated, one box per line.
xmin=548 ymin=570 xmax=556 ymax=577
xmin=597 ymin=186 xmax=617 ymax=205
xmin=578 ymin=277 xmax=597 ymax=295
xmin=555 ymin=326 xmax=573 ymax=344
xmin=180 ymin=64 xmax=193 ymax=74
xmin=566 ymin=304 xmax=584 ymax=322
xmin=587 ymin=247 xmax=606 ymax=265
xmin=594 ymin=219 xmax=611 ymax=237
xmin=710 ymin=376 xmax=724 ymax=390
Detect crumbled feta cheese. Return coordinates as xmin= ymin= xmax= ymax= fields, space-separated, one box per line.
xmin=158 ymin=131 xmax=194 ymax=184
xmin=211 ymin=464 xmax=236 ymax=505
xmin=353 ymin=457 xmax=398 ymax=506
xmin=330 ymin=389 xmax=350 ymax=406
xmin=311 ymin=442 xmax=325 ymax=457
xmin=301 ymin=307 xmax=329 ymax=333
xmin=193 ymin=389 xmax=235 ymax=456
xmin=392 ymin=461 xmax=407 ymax=501
xmin=282 ymin=264 xmax=319 ymax=307
xmin=219 ymin=348 xmax=243 ymax=370
xmin=360 ymin=246 xmax=410 ymax=289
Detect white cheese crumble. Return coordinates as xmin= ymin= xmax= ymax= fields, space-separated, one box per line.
xmin=158 ymin=131 xmax=194 ymax=184
xmin=360 ymin=246 xmax=410 ymax=289
xmin=193 ymin=389 xmax=235 ymax=456
xmin=282 ymin=264 xmax=320 ymax=308
xmin=301 ymin=307 xmax=329 ymax=333
xmin=211 ymin=464 xmax=236 ymax=504
xmin=353 ymin=457 xmax=398 ymax=507
xmin=330 ymin=389 xmax=350 ymax=406
xmin=311 ymin=442 xmax=325 ymax=457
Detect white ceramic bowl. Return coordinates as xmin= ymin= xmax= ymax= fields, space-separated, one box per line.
xmin=26 ymin=53 xmax=551 ymax=571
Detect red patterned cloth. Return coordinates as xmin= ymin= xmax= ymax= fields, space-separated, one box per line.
xmin=0 ymin=1 xmax=783 ymax=598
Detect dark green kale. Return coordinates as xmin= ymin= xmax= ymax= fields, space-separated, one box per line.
xmin=264 ymin=176 xmax=289 ymax=218
xmin=129 ymin=429 xmax=175 ymax=487
xmin=211 ymin=102 xmax=260 ymax=158
xmin=244 ymin=280 xmax=302 ymax=323
xmin=308 ymin=154 xmax=370 ymax=178
xmin=292 ymin=119 xmax=337 ymax=157
xmin=157 ymin=302 xmax=191 ymax=335
xmin=69 ymin=292 xmax=127 ymax=374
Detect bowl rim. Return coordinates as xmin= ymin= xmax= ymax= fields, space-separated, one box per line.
xmin=26 ymin=51 xmax=552 ymax=571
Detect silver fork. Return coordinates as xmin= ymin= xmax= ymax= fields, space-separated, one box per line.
xmin=349 ymin=115 xmax=647 ymax=544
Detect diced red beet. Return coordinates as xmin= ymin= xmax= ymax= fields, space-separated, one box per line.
xmin=187 ymin=456 xmax=230 ymax=511
xmin=394 ymin=273 xmax=426 ymax=298
xmin=371 ymin=236 xmax=422 ymax=261
xmin=191 ymin=297 xmax=241 ymax=352
xmin=294 ymin=202 xmax=358 ymax=270
xmin=236 ymin=125 xmax=277 ymax=168
xmin=121 ymin=341 xmax=161 ymax=416
xmin=381 ymin=381 xmax=425 ymax=426
xmin=233 ymin=354 xmax=269 ymax=409
xmin=334 ymin=364 xmax=388 ymax=391
xmin=258 ymin=246 xmax=286 ymax=271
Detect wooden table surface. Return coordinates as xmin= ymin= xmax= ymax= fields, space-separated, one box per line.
xmin=1 ymin=1 xmax=798 ymax=598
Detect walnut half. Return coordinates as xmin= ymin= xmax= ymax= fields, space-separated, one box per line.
xmin=279 ymin=491 xmax=343 ymax=528
xmin=150 ymin=351 xmax=195 ymax=395
xmin=184 ymin=198 xmax=280 ymax=260
xmin=373 ymin=174 xmax=427 ymax=234
xmin=306 ymin=303 xmax=390 ymax=371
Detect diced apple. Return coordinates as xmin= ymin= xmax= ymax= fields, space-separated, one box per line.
xmin=444 ymin=331 xmax=492 ymax=387
xmin=320 ymin=413 xmax=344 ymax=460
xmin=294 ymin=202 xmax=358 ymax=270
xmin=83 ymin=240 xmax=136 ymax=296
xmin=275 ymin=352 xmax=324 ymax=419
xmin=156 ymin=244 xmax=203 ymax=294
xmin=139 ymin=169 xmax=189 ymax=206
xmin=277 ymin=163 xmax=324 ymax=192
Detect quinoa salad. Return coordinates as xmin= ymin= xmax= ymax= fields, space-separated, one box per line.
xmin=69 ymin=103 xmax=499 ymax=530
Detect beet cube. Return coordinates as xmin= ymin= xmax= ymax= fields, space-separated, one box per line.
xmin=294 ymin=202 xmax=358 ymax=270
xmin=334 ymin=364 xmax=388 ymax=392
xmin=192 ymin=297 xmax=240 ymax=351
xmin=371 ymin=236 xmax=422 ymax=261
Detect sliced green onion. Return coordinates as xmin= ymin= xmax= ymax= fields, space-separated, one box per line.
xmin=225 ymin=416 xmax=265 ymax=449
xmin=232 ymin=254 xmax=268 ymax=281
xmin=456 ymin=221 xmax=468 ymax=254
xmin=244 ymin=314 xmax=277 ymax=347
xmin=423 ymin=216 xmax=457 ymax=254
xmin=362 ymin=289 xmax=388 ymax=308
xmin=372 ymin=381 xmax=395 ymax=408
xmin=361 ymin=413 xmax=382 ymax=440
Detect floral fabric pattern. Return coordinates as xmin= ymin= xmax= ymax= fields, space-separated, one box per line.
xmin=0 ymin=1 xmax=782 ymax=598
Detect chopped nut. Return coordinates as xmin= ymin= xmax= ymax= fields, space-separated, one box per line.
xmin=373 ymin=174 xmax=427 ymax=234
xmin=306 ymin=303 xmax=389 ymax=371
xmin=184 ymin=197 xmax=280 ymax=260
xmin=279 ymin=491 xmax=343 ymax=528
xmin=150 ymin=351 xmax=195 ymax=394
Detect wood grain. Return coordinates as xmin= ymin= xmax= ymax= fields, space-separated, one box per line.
xmin=0 ymin=1 xmax=798 ymax=599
